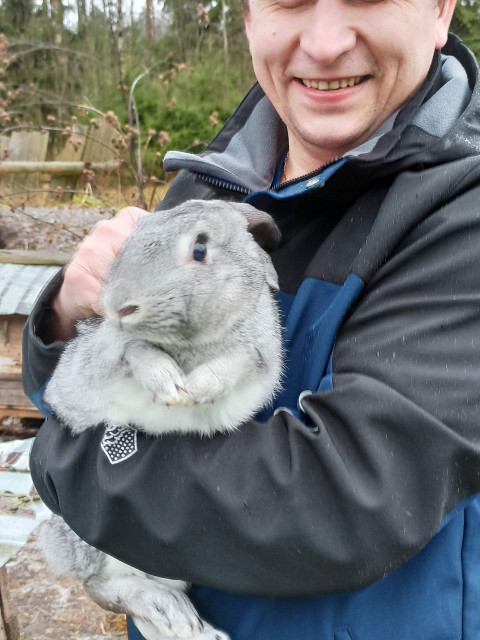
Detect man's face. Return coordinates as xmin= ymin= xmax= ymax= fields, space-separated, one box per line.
xmin=245 ymin=0 xmax=456 ymax=165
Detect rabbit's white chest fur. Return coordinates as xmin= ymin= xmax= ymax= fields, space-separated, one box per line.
xmin=108 ymin=371 xmax=274 ymax=434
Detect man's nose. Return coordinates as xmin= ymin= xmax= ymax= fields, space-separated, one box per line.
xmin=299 ymin=0 xmax=356 ymax=65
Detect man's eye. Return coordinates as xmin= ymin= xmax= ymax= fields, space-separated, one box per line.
xmin=193 ymin=243 xmax=207 ymax=262
xmin=276 ymin=0 xmax=304 ymax=7
xmin=347 ymin=0 xmax=386 ymax=5
xmin=275 ymin=0 xmax=314 ymax=8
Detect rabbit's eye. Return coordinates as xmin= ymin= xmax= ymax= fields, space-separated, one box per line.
xmin=193 ymin=243 xmax=207 ymax=262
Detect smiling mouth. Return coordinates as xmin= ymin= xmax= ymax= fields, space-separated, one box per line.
xmin=300 ymin=76 xmax=367 ymax=91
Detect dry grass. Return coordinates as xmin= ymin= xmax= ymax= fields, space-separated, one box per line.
xmin=0 ymin=177 xmax=170 ymax=213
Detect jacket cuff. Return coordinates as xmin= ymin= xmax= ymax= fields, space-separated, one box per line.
xmin=22 ymin=269 xmax=67 ymax=405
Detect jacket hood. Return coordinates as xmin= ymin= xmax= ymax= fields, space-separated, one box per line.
xmin=163 ymin=34 xmax=480 ymax=193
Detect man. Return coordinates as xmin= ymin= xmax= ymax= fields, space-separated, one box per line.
xmin=23 ymin=0 xmax=480 ymax=637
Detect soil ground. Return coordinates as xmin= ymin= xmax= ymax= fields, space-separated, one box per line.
xmin=0 ymin=205 xmax=115 ymax=254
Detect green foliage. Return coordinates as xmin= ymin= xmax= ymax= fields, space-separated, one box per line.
xmin=0 ymin=0 xmax=35 ymax=34
xmin=451 ymin=1 xmax=480 ymax=58
xmin=126 ymin=51 xmax=254 ymax=175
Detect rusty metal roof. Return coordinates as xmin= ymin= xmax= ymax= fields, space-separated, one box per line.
xmin=0 ymin=264 xmax=61 ymax=316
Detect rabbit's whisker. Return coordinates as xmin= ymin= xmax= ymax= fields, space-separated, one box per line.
xmin=200 ymin=360 xmax=222 ymax=384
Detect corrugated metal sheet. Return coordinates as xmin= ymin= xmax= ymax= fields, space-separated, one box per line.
xmin=0 ymin=438 xmax=51 ymax=568
xmin=0 ymin=264 xmax=61 ymax=316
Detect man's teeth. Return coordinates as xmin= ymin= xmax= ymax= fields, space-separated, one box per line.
xmin=302 ymin=77 xmax=363 ymax=90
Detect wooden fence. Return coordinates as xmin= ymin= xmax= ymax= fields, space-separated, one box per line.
xmin=0 ymin=121 xmax=122 ymax=193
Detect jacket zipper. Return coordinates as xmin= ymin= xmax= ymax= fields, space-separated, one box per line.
xmin=195 ymin=173 xmax=250 ymax=195
xmin=270 ymin=156 xmax=342 ymax=192
xmin=194 ymin=155 xmax=342 ymax=196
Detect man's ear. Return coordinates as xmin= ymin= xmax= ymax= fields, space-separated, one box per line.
xmin=435 ymin=0 xmax=456 ymax=49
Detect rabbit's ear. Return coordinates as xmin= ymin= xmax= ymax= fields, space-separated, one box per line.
xmin=258 ymin=249 xmax=279 ymax=292
xmin=236 ymin=204 xmax=281 ymax=252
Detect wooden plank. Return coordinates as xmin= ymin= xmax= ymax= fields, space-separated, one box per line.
xmin=53 ymin=123 xmax=90 ymax=192
xmin=0 ymin=376 xmax=23 ymax=390
xmin=56 ymin=123 xmax=88 ymax=162
xmin=82 ymin=119 xmax=118 ymax=164
xmin=0 ymin=420 xmax=39 ymax=438
xmin=0 ymin=567 xmax=19 ymax=640
xmin=0 ymin=250 xmax=70 ymax=266
xmin=6 ymin=131 xmax=49 ymax=162
xmin=4 ymin=130 xmax=50 ymax=192
xmin=0 ymin=316 xmax=24 ymax=377
xmin=0 ymin=569 xmax=7 ymax=640
xmin=0 ymin=609 xmax=6 ymax=640
xmin=0 ymin=381 xmax=41 ymax=420
xmin=0 ymin=406 xmax=41 ymax=420
xmin=0 ymin=159 xmax=121 ymax=174
xmin=0 ymin=136 xmax=9 ymax=163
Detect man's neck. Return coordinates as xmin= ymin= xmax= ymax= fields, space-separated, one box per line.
xmin=283 ymin=142 xmax=340 ymax=183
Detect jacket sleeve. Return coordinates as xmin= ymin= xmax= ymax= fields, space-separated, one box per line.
xmin=22 ymin=269 xmax=66 ymax=415
xmin=27 ymin=188 xmax=480 ymax=598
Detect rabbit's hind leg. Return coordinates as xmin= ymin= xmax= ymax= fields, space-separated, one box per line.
xmin=195 ymin=623 xmax=230 ymax=640
xmin=85 ymin=556 xmax=230 ymax=640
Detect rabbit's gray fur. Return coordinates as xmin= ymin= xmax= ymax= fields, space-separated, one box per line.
xmin=41 ymin=199 xmax=283 ymax=640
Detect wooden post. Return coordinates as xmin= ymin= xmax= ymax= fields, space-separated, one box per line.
xmin=0 ymin=568 xmax=19 ymax=640
xmin=0 ymin=160 xmax=121 ymax=175
xmin=0 ymin=250 xmax=70 ymax=266
xmin=39 ymin=172 xmax=52 ymax=205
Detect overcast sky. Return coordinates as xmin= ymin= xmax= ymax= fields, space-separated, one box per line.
xmin=93 ymin=0 xmax=153 ymax=18
xmin=58 ymin=0 xmax=159 ymax=29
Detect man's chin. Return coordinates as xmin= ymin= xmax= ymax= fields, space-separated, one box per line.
xmin=291 ymin=127 xmax=371 ymax=160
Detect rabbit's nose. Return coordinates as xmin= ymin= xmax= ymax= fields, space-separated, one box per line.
xmin=118 ymin=304 xmax=139 ymax=318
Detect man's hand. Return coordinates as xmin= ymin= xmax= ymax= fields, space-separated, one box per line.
xmin=48 ymin=206 xmax=149 ymax=342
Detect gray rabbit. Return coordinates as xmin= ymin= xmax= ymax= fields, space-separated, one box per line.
xmin=40 ymin=199 xmax=283 ymax=640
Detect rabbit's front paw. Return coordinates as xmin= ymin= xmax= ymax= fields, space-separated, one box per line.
xmin=135 ymin=358 xmax=186 ymax=405
xmin=182 ymin=365 xmax=230 ymax=406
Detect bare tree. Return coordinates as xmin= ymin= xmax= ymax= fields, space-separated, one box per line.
xmin=220 ymin=0 xmax=228 ymax=65
xmin=117 ymin=0 xmax=124 ymax=31
xmin=50 ymin=0 xmax=64 ymax=27
xmin=146 ymin=0 xmax=153 ymax=40
xmin=76 ymin=0 xmax=88 ymax=35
